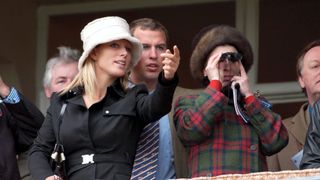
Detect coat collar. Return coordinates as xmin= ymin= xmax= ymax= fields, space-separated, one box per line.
xmin=64 ymin=79 xmax=126 ymax=107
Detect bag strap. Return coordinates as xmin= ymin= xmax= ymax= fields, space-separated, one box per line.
xmin=51 ymin=102 xmax=68 ymax=179
xmin=51 ymin=102 xmax=67 ymax=164
xmin=55 ymin=103 xmax=67 ymax=144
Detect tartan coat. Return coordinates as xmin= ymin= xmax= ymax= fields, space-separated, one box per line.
xmin=174 ymin=81 xmax=288 ymax=177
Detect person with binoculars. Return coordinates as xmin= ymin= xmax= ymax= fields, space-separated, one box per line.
xmin=173 ymin=25 xmax=288 ymax=178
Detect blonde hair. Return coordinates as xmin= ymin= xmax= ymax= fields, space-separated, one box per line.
xmin=61 ymin=55 xmax=129 ymax=100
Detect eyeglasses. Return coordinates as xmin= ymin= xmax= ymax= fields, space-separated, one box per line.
xmin=219 ymin=52 xmax=243 ymax=63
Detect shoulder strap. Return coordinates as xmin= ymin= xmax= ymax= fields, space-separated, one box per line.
xmin=55 ymin=103 xmax=67 ymax=144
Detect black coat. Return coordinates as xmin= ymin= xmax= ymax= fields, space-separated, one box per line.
xmin=300 ymin=99 xmax=320 ymax=169
xmin=0 ymin=92 xmax=44 ymax=180
xmin=29 ymin=76 xmax=178 ymax=180
xmin=4 ymin=92 xmax=45 ymax=153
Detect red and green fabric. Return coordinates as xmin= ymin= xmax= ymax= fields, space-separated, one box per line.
xmin=174 ymin=80 xmax=288 ymax=177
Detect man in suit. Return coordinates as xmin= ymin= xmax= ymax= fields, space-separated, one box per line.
xmin=0 ymin=76 xmax=44 ymax=180
xmin=267 ymin=103 xmax=309 ymax=170
xmin=267 ymin=40 xmax=320 ymax=170
xmin=0 ymin=46 xmax=80 ymax=179
xmin=129 ymin=18 xmax=185 ymax=179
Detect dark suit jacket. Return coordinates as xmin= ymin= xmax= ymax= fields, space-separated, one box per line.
xmin=4 ymin=92 xmax=45 ymax=152
xmin=0 ymin=92 xmax=44 ymax=180
xmin=300 ymin=100 xmax=320 ymax=169
xmin=0 ymin=103 xmax=21 ymax=180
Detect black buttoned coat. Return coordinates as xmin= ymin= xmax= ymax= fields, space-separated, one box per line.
xmin=29 ymin=76 xmax=177 ymax=180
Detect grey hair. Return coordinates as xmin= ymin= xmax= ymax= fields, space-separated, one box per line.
xmin=43 ymin=46 xmax=80 ymax=88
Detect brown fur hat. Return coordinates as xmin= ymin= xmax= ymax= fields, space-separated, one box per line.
xmin=190 ymin=25 xmax=253 ymax=82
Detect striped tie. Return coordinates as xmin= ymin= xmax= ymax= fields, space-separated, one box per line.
xmin=131 ymin=121 xmax=160 ymax=180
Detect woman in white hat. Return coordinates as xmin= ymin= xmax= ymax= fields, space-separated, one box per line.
xmin=28 ymin=16 xmax=179 ymax=180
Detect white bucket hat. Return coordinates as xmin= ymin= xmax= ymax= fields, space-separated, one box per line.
xmin=78 ymin=16 xmax=143 ymax=70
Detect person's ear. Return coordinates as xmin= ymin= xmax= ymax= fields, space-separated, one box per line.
xmin=298 ymin=76 xmax=306 ymax=89
xmin=89 ymin=48 xmax=99 ymax=61
xmin=44 ymin=87 xmax=52 ymax=98
xmin=203 ymin=69 xmax=207 ymax=77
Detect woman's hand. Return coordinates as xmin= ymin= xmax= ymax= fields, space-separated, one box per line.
xmin=231 ymin=63 xmax=253 ymax=98
xmin=204 ymin=54 xmax=221 ymax=82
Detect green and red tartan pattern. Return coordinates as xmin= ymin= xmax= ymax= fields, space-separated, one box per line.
xmin=174 ymin=84 xmax=288 ymax=178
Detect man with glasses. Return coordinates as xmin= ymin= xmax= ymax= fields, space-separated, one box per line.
xmin=174 ymin=25 xmax=288 ymax=177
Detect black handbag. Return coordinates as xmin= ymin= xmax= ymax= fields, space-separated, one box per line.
xmin=50 ymin=103 xmax=68 ymax=180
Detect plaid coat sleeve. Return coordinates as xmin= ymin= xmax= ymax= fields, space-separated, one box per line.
xmin=245 ymin=97 xmax=288 ymax=156
xmin=173 ymin=86 xmax=228 ymax=146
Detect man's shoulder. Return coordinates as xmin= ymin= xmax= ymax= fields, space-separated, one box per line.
xmin=282 ymin=116 xmax=295 ymax=127
xmin=283 ymin=115 xmax=295 ymax=122
xmin=282 ymin=103 xmax=308 ymax=126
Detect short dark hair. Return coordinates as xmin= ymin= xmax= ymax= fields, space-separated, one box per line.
xmin=129 ymin=18 xmax=169 ymax=45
